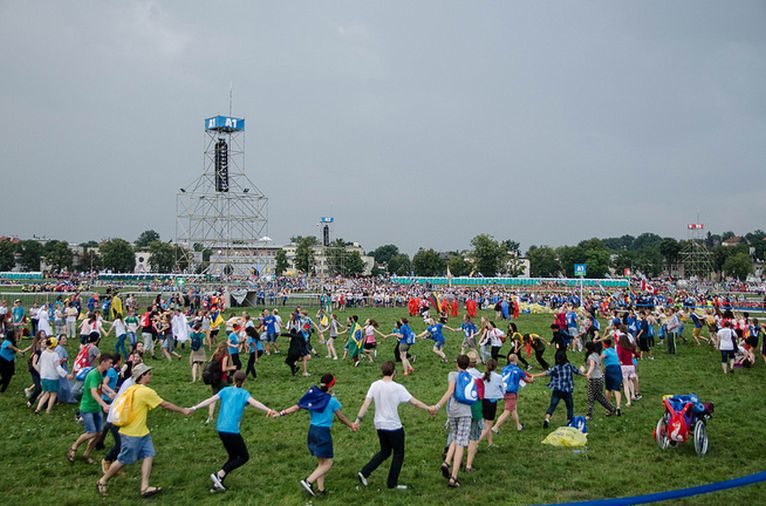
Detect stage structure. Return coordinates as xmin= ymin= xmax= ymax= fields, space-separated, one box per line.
xmin=681 ymin=223 xmax=714 ymax=280
xmin=176 ymin=115 xmax=270 ymax=276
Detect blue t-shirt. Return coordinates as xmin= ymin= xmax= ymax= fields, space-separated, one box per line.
xmin=461 ymin=322 xmax=477 ymax=338
xmin=566 ymin=311 xmax=578 ymax=330
xmin=263 ymin=315 xmax=276 ymax=334
xmin=102 ymin=368 xmax=119 ymax=402
xmin=400 ymin=324 xmax=415 ymax=345
xmin=602 ymin=347 xmax=619 ymax=367
xmin=217 ymin=386 xmax=252 ymax=434
xmin=247 ymin=336 xmax=257 ymax=353
xmin=427 ymin=323 xmax=445 ymax=343
xmin=12 ymin=306 xmax=24 ymax=323
xmin=0 ymin=340 xmax=16 ymax=361
xmin=308 ymin=396 xmax=341 ymax=428
xmin=228 ymin=332 xmax=240 ymax=355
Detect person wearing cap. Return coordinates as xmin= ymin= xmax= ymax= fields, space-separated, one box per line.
xmin=34 ymin=336 xmax=71 ymax=414
xmin=96 ymin=363 xmax=191 ymax=498
xmin=277 ymin=373 xmax=357 ymax=498
xmin=354 ymin=361 xmax=436 ymax=491
xmin=187 ymin=370 xmax=277 ymax=492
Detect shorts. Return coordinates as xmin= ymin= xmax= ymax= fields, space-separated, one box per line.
xmin=638 ymin=338 xmax=650 ymax=352
xmin=398 ymin=343 xmax=411 ymax=353
xmin=482 ymin=399 xmax=498 ymax=420
xmin=266 ymin=332 xmax=278 ymax=343
xmin=462 ymin=337 xmax=476 ymax=349
xmin=307 ymin=425 xmax=334 ymax=458
xmin=210 ymin=329 xmax=220 ymax=338
xmin=41 ymin=378 xmax=60 ymax=393
xmin=447 ymin=416 xmax=471 ymax=448
xmin=503 ymin=392 xmax=518 ymax=412
xmin=364 ymin=342 xmax=377 ymax=350
xmin=433 ymin=340 xmax=445 ymax=350
xmin=82 ymin=411 xmax=104 ymax=434
xmin=720 ymin=349 xmax=735 ymax=362
xmin=117 ymin=434 xmax=156 ymax=465
xmin=604 ymin=364 xmax=623 ymax=391
xmin=469 ymin=418 xmax=484 ymax=441
xmin=621 ymin=364 xmax=637 ymax=381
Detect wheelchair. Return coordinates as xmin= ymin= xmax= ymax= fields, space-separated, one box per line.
xmin=654 ymin=394 xmax=713 ymax=456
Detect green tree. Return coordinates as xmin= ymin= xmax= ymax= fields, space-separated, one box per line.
xmin=274 ymin=249 xmax=289 ymax=275
xmin=602 ymin=235 xmax=635 ymax=251
xmin=135 ymin=230 xmax=161 ymax=248
xmin=557 ymin=245 xmax=584 ymax=277
xmin=0 ymin=239 xmax=17 ymax=271
xmin=583 ymin=248 xmax=611 ymax=278
xmin=148 ymin=241 xmax=176 ymax=272
xmin=527 ymin=245 xmax=560 ymax=277
xmin=634 ymin=247 xmax=664 ymax=277
xmin=631 ymin=233 xmax=663 ymax=252
xmin=447 ymin=253 xmax=471 ymax=276
xmin=611 ymin=250 xmax=635 ymax=275
xmin=412 ymin=248 xmax=445 ymax=276
xmin=342 ymin=251 xmax=366 ymax=276
xmin=387 ymin=254 xmax=411 ymax=275
xmin=18 ymin=240 xmax=44 ymax=271
xmin=371 ymin=244 xmax=400 ymax=265
xmin=722 ymin=252 xmax=754 ymax=280
xmin=79 ymin=249 xmax=102 ymax=272
xmin=100 ymin=239 xmax=135 ymax=273
xmin=659 ymin=238 xmax=681 ymax=270
xmin=470 ymin=234 xmax=507 ymax=276
xmin=501 ymin=240 xmax=521 ymax=255
xmin=44 ymin=240 xmax=73 ymax=271
xmin=294 ymin=236 xmax=318 ymax=274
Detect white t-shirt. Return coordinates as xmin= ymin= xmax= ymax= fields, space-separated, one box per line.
xmin=365 ymin=379 xmax=413 ymax=431
xmin=717 ymin=328 xmax=735 ymax=351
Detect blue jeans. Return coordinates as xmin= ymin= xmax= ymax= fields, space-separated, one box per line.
xmin=116 ymin=334 xmax=128 ymax=360
xmin=546 ymin=390 xmax=574 ymax=421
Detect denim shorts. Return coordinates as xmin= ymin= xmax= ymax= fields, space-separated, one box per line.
xmin=117 ymin=434 xmax=156 ymax=465
xmin=82 ymin=411 xmax=104 ymax=434
xmin=307 ymin=425 xmax=334 ymax=459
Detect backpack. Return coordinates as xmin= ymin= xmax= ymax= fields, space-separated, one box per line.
xmin=501 ymin=364 xmax=523 ymax=393
xmin=111 ymin=385 xmax=141 ymax=427
xmin=453 ymin=371 xmax=479 ymax=405
xmin=73 ymin=344 xmax=92 ymax=373
xmin=568 ymin=416 xmax=588 ymax=433
xmin=190 ymin=333 xmax=203 ymax=351
xmin=140 ymin=312 xmax=151 ymax=328
xmin=202 ymin=359 xmax=222 ymax=385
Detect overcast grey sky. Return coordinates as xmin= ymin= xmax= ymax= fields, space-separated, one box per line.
xmin=1 ymin=1 xmax=764 ymax=255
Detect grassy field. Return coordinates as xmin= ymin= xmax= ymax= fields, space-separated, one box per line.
xmin=1 ymin=308 xmax=765 ymax=505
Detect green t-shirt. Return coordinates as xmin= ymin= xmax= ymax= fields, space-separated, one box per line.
xmin=79 ymin=368 xmax=103 ymax=413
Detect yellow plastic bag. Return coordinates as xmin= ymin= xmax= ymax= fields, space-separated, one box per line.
xmin=541 ymin=426 xmax=588 ymax=448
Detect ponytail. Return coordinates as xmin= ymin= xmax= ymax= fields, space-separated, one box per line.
xmin=483 ymin=359 xmax=497 ymax=382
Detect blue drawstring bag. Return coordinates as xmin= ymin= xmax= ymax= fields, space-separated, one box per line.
xmin=568 ymin=416 xmax=588 ymax=434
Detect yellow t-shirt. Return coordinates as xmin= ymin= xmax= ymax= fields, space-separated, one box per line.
xmin=119 ymin=385 xmax=163 ymax=437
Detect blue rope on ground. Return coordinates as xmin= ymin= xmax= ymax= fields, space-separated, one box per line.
xmin=540 ymin=470 xmax=766 ymax=506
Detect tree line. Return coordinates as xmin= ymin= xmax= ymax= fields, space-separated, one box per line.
xmin=0 ymin=229 xmax=761 ymax=280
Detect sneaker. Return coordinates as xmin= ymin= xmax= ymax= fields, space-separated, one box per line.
xmin=302 ymin=372 xmax=310 ymax=377
xmin=634 ymin=394 xmax=643 ymax=401
xmin=543 ymin=419 xmax=550 ymax=429
xmin=357 ymin=472 xmax=368 ymax=487
xmin=300 ymin=479 xmax=316 ymax=497
xmin=616 ymin=408 xmax=622 ymax=417
xmin=210 ymin=473 xmax=226 ymax=492
xmin=24 ymin=386 xmax=33 ymax=400
xmin=390 ymin=484 xmax=408 ymax=490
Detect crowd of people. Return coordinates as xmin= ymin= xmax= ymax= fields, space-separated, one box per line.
xmin=0 ymin=283 xmax=764 ymax=499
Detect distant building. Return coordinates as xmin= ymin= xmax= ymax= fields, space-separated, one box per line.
xmin=282 ymin=242 xmax=374 ymax=276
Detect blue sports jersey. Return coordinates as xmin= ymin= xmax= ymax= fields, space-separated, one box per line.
xmin=427 ymin=323 xmax=445 ymax=343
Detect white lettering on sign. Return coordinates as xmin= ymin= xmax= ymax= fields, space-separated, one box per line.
xmin=207 ymin=118 xmax=215 ymax=128
xmin=225 ymin=118 xmax=237 ymax=128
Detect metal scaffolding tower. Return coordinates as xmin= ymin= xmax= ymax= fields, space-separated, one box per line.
xmin=681 ymin=222 xmax=714 ymax=280
xmin=176 ymin=115 xmax=268 ymax=276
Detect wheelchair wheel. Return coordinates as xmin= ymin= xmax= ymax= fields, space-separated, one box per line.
xmin=656 ymin=417 xmax=670 ymax=450
xmin=693 ymin=420 xmax=709 ymax=455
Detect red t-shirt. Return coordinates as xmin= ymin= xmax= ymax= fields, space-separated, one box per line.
xmin=616 ymin=345 xmax=634 ymax=366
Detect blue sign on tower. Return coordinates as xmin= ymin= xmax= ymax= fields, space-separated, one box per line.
xmin=205 ymin=116 xmax=245 ymax=132
xmin=574 ymin=264 xmax=587 ymax=277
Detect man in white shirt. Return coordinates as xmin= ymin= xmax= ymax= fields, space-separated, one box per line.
xmin=354 ymin=361 xmax=435 ymax=490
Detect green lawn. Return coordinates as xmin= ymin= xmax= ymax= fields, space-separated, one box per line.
xmin=1 ymin=308 xmax=765 ymax=505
